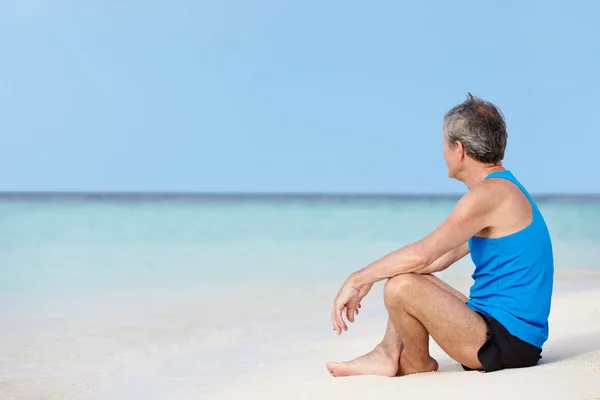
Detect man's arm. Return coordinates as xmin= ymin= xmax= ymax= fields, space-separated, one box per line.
xmin=418 ymin=242 xmax=470 ymax=275
xmin=350 ymin=181 xmax=499 ymax=287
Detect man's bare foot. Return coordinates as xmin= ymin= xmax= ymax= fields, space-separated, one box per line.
xmin=397 ymin=353 xmax=439 ymax=376
xmin=325 ymin=346 xmax=400 ymax=377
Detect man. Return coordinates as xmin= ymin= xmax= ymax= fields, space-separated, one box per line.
xmin=326 ymin=94 xmax=554 ymax=376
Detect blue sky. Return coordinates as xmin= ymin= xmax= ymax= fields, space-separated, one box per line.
xmin=0 ymin=1 xmax=598 ymax=193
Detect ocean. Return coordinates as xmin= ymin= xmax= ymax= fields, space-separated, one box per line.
xmin=1 ymin=194 xmax=600 ymax=398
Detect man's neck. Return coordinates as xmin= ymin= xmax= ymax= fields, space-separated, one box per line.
xmin=458 ymin=163 xmax=505 ymax=189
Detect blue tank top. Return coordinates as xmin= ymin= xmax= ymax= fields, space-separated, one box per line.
xmin=466 ymin=170 xmax=554 ymax=349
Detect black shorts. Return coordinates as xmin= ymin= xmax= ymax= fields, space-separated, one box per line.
xmin=462 ymin=311 xmax=542 ymax=372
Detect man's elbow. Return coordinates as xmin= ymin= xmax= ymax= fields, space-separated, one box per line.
xmin=408 ymin=251 xmax=431 ymax=273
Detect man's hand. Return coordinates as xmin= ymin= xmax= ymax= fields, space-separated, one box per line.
xmin=331 ymin=277 xmax=372 ymax=335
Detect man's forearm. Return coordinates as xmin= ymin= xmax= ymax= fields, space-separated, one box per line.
xmin=349 ymin=242 xmax=470 ymax=288
xmin=349 ymin=243 xmax=428 ymax=287
xmin=418 ymin=242 xmax=470 ymax=275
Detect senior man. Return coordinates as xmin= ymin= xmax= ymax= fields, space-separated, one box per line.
xmin=327 ymin=94 xmax=554 ymax=376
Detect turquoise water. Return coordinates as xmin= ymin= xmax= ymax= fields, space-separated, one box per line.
xmin=1 ymin=195 xmax=600 ymax=295
xmin=1 ymin=194 xmax=600 ymax=398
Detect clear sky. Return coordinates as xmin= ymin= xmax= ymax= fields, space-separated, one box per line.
xmin=0 ymin=1 xmax=598 ymax=194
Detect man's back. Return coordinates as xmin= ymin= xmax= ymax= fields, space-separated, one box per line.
xmin=467 ymin=170 xmax=554 ymax=349
xmin=475 ymin=173 xmax=535 ymax=239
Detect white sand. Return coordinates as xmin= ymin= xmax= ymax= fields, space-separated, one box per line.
xmin=202 ymin=282 xmax=600 ymax=400
xmin=1 ymin=277 xmax=599 ymax=399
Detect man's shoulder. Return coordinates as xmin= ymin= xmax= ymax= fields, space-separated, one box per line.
xmin=475 ymin=176 xmax=515 ymax=193
xmin=459 ymin=179 xmax=508 ymax=211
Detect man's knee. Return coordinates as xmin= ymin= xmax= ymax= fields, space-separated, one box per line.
xmin=384 ymin=273 xmax=421 ymax=308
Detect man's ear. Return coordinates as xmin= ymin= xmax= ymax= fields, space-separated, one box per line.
xmin=455 ymin=141 xmax=465 ymax=159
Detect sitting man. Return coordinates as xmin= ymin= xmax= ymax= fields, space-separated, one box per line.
xmin=326 ymin=94 xmax=554 ymax=376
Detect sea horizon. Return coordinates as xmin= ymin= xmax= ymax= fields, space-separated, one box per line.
xmin=2 ymin=191 xmax=600 ymax=202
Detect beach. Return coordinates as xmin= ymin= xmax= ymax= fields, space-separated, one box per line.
xmin=1 ymin=195 xmax=599 ymax=399
xmin=3 ymin=0 xmax=600 ymax=397
xmin=201 ymin=277 xmax=600 ymax=400
xmin=3 ymin=275 xmax=598 ymax=399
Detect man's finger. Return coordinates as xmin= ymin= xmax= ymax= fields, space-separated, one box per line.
xmin=335 ymin=308 xmax=343 ymax=333
xmin=346 ymin=306 xmax=355 ymax=323
xmin=333 ymin=304 xmax=343 ymax=334
xmin=332 ymin=307 xmax=338 ymax=333
xmin=336 ymin=306 xmax=347 ymax=333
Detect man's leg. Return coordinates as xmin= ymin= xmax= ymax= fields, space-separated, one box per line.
xmin=422 ymin=274 xmax=468 ymax=303
xmin=326 ymin=274 xmax=472 ymax=377
xmin=385 ymin=273 xmax=486 ymax=373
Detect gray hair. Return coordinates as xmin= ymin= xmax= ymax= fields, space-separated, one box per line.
xmin=443 ymin=93 xmax=508 ymax=163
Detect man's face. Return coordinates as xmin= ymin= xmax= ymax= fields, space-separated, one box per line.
xmin=443 ymin=137 xmax=460 ymax=179
xmin=443 ymin=138 xmax=454 ymax=178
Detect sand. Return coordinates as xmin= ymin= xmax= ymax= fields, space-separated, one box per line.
xmin=202 ymin=281 xmax=600 ymax=400
xmin=1 ymin=277 xmax=599 ymax=399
